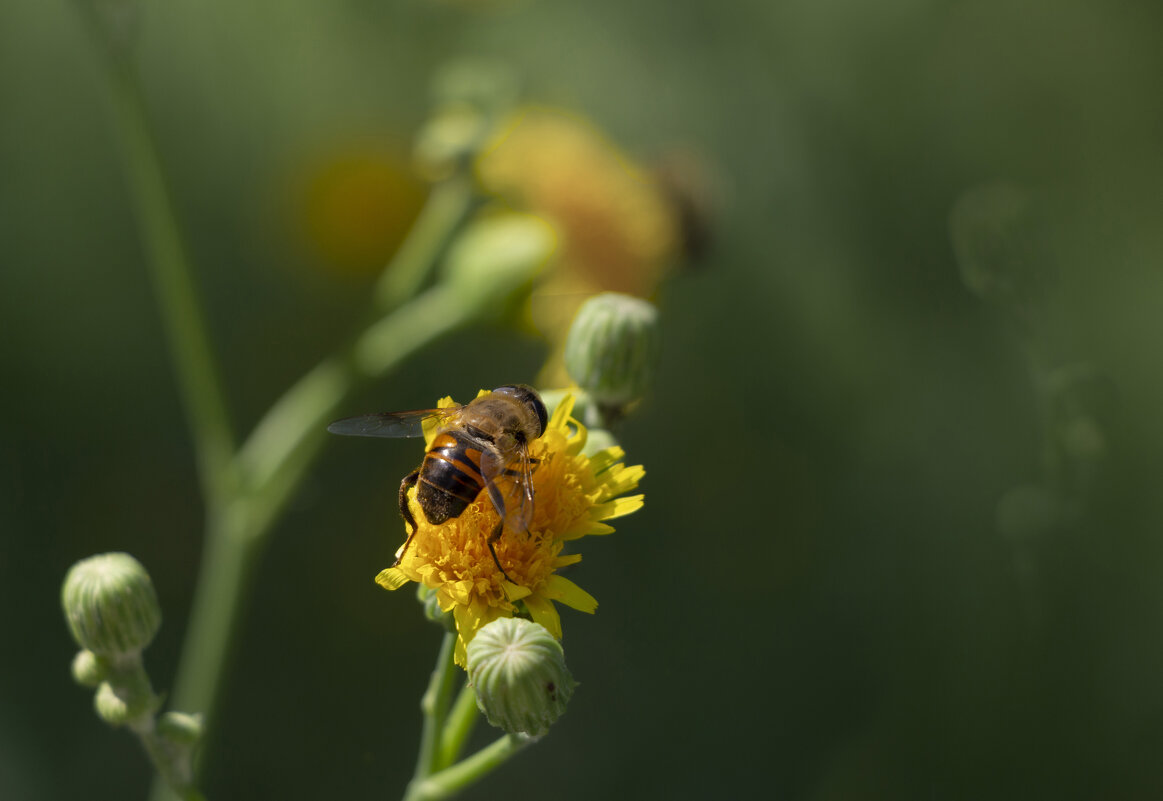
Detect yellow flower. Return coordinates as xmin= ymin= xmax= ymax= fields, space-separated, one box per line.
xmin=295 ymin=143 xmax=425 ymax=277
xmin=475 ymin=107 xmax=681 ymax=385
xmin=376 ymin=392 xmax=644 ymax=667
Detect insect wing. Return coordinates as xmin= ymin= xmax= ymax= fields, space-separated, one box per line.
xmin=326 ymin=408 xmax=455 ymax=439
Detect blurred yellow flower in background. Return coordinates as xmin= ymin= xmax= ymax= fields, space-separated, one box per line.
xmin=297 ymin=143 xmax=425 ymax=276
xmin=475 ymin=108 xmax=683 ymax=383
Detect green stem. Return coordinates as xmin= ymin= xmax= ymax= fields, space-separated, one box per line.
xmin=435 ymin=682 xmax=480 ymax=771
xmin=403 ymin=734 xmax=538 ymax=801
xmin=374 ymin=176 xmax=477 ymax=313
xmin=137 ymin=728 xmax=207 ymax=801
xmin=415 ymin=632 xmax=459 ymax=782
xmin=165 ymin=505 xmax=257 ymax=730
xmin=354 ymin=285 xmax=477 ymax=379
xmin=155 ymin=289 xmax=480 ymax=795
xmin=100 ymin=49 xmax=236 ymax=504
xmin=98 ymin=654 xmax=205 ymax=800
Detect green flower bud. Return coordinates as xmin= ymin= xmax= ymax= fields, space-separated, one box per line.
xmin=564 ymin=292 xmax=660 ymax=408
xmin=157 ymin=711 xmax=204 ymax=747
xmin=414 ymin=104 xmax=490 ymax=182
xmin=62 ymin=553 xmax=162 ymax=657
xmin=93 ymin=678 xmax=156 ymax=727
xmin=71 ymin=649 xmax=107 ymax=687
xmin=94 ymin=682 xmax=133 ymax=726
xmin=442 ymin=213 xmax=556 ymax=319
xmin=429 ymin=59 xmax=519 ymax=113
xmin=467 ymin=617 xmax=576 ymax=736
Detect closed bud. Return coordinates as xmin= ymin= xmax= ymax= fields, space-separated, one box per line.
xmin=467 ymin=617 xmax=576 ymax=736
xmin=157 ymin=711 xmax=204 ymax=747
xmin=93 ymin=679 xmax=156 ymax=727
xmin=71 ymin=649 xmax=107 ymax=687
xmin=62 ymin=553 xmax=162 ymax=657
xmin=442 ymin=213 xmax=556 ymax=318
xmin=414 ymin=104 xmax=490 ymax=181
xmin=564 ymin=292 xmax=660 ymax=408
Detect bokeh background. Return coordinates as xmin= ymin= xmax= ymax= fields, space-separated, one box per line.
xmin=5 ymin=0 xmax=1163 ymax=798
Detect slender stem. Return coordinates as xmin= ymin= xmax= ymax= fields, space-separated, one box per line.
xmin=166 ymin=504 xmax=257 ymax=727
xmin=101 ymin=51 xmax=236 ymax=504
xmin=354 ymin=285 xmax=476 ymax=379
xmin=403 ymin=734 xmax=538 ymax=801
xmin=137 ymin=728 xmax=207 ymax=801
xmin=153 ymin=291 xmax=478 ymax=801
xmin=414 ymin=632 xmax=459 ymax=782
xmin=101 ymin=654 xmax=204 ymax=800
xmin=435 ymin=682 xmax=480 ymax=771
xmin=374 ymin=176 xmax=477 ymax=313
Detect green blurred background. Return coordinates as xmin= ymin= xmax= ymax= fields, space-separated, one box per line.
xmin=5 ymin=0 xmax=1163 ymax=798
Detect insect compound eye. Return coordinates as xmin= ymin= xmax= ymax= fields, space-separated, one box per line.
xmin=493 ymin=384 xmax=548 ymax=438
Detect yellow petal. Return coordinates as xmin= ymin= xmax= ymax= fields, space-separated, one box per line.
xmin=553 ymin=553 xmax=583 ymax=568
xmin=543 ymin=574 xmax=598 ymax=614
xmin=586 ymin=446 xmax=626 ymax=476
xmin=503 ymin=581 xmax=533 ymax=601
xmin=453 ymin=600 xmax=507 ymax=652
xmin=375 ymin=567 xmax=412 ymax=590
xmin=523 ymin=592 xmax=563 ymax=639
xmin=560 ymin=520 xmax=615 ymax=541
xmin=590 ymin=494 xmax=645 ymax=521
xmin=548 ymin=393 xmax=576 ymax=431
xmin=597 ymin=464 xmax=645 ymax=498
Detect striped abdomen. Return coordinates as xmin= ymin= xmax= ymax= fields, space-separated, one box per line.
xmin=416 ymin=430 xmax=485 ymax=524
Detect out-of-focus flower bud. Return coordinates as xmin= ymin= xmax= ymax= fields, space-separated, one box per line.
xmin=564 ymin=292 xmax=660 ymax=408
xmin=157 ymin=711 xmax=204 ymax=747
xmin=442 ymin=213 xmax=556 ymax=319
xmin=62 ymin=553 xmax=161 ymax=658
xmin=71 ymin=649 xmax=107 ymax=688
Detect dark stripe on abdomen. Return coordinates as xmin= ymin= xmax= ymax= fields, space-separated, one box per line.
xmin=417 ymin=433 xmax=485 ymax=524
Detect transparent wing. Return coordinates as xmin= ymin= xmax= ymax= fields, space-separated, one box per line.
xmin=326 ymin=407 xmax=458 ymax=438
xmin=479 ymin=443 xmax=536 ymax=533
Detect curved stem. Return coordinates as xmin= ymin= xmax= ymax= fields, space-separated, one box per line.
xmin=99 ymin=51 xmax=236 ymax=504
xmin=166 ymin=505 xmax=257 ymax=729
xmin=435 ymin=681 xmax=480 ymax=771
xmin=374 ymin=176 xmax=477 ymax=313
xmin=403 ymin=734 xmax=538 ymax=801
xmin=414 ymin=632 xmax=459 ymax=782
xmin=137 ymin=727 xmax=207 ymax=801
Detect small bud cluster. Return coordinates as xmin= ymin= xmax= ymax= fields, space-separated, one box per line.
xmin=61 ymin=553 xmax=202 ymax=793
xmin=62 ymin=554 xmax=165 ymax=726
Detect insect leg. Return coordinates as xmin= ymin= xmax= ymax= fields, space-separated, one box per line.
xmin=487 ymin=520 xmax=514 ymax=583
xmin=394 ymin=470 xmax=421 ymax=566
xmin=483 ymin=479 xmax=515 ymax=583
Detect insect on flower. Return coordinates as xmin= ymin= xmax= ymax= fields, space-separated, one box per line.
xmin=327 ymin=385 xmax=548 ymax=581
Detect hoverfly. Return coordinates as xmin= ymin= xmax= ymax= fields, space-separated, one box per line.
xmin=327 ymin=385 xmax=548 ymax=580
